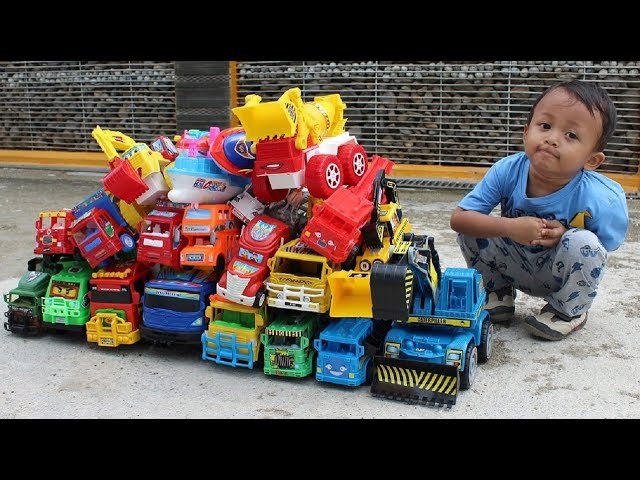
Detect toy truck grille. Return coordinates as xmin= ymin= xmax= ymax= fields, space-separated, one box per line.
xmin=225 ymin=273 xmax=251 ymax=297
xmin=43 ymin=297 xmax=81 ymax=322
xmin=265 ymin=283 xmax=324 ymax=312
xmin=86 ymin=311 xmax=138 ymax=347
xmin=273 ymin=352 xmax=294 ymax=368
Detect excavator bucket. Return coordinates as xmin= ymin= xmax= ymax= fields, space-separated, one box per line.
xmin=371 ymin=356 xmax=459 ymax=408
xmin=370 ymin=263 xmax=413 ymax=320
xmin=232 ymin=96 xmax=298 ymax=143
xmin=103 ymin=158 xmax=149 ymax=203
xmin=328 ymin=270 xmax=373 ymax=318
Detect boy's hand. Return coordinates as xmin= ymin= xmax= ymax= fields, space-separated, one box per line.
xmin=530 ymin=219 xmax=567 ymax=248
xmin=509 ymin=217 xmax=548 ymax=245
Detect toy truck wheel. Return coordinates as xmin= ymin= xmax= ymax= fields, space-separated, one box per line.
xmin=364 ymin=357 xmax=374 ymax=386
xmin=478 ymin=319 xmax=493 ymax=363
xmin=337 ymin=144 xmax=368 ymax=185
xmin=253 ymin=289 xmax=266 ymax=308
xmin=73 ymin=249 xmax=85 ymax=262
xmin=119 ymin=233 xmax=136 ymax=253
xmin=253 ymin=343 xmax=265 ymax=370
xmin=460 ymin=342 xmax=478 ymax=390
xmin=343 ymin=244 xmax=361 ymax=271
xmin=305 ymin=154 xmax=344 ymax=199
xmin=214 ymin=255 xmax=225 ymax=273
xmin=251 ymin=174 xmax=289 ymax=204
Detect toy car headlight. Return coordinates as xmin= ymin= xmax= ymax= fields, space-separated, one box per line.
xmin=446 ymin=352 xmax=461 ymax=361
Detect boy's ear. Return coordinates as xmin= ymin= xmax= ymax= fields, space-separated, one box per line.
xmin=584 ymin=152 xmax=605 ymax=171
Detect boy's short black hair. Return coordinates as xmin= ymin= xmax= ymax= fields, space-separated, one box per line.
xmin=526 ymin=80 xmax=617 ymax=152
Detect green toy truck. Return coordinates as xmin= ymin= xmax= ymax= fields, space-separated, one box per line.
xmin=261 ymin=310 xmax=320 ymax=378
xmin=42 ymin=260 xmax=93 ymax=331
xmin=4 ymin=265 xmax=53 ymax=335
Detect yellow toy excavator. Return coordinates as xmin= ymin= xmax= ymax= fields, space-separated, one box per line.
xmin=92 ymin=125 xmax=171 ymax=206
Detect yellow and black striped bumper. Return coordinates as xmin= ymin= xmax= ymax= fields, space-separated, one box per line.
xmin=371 ymin=356 xmax=459 ymax=408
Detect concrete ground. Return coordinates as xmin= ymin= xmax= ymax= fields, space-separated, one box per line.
xmin=0 ymin=167 xmax=638 ymax=419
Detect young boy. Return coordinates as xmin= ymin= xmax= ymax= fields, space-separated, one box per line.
xmin=450 ymin=80 xmax=629 ymax=341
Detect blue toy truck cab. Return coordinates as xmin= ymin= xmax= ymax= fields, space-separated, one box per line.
xmin=140 ymin=268 xmax=218 ymax=345
xmin=313 ymin=317 xmax=374 ymax=387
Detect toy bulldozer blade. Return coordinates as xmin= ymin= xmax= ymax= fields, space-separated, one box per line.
xmin=232 ymin=94 xmax=298 ymax=143
xmin=371 ymin=356 xmax=459 ymax=408
xmin=328 ymin=270 xmax=373 ymax=318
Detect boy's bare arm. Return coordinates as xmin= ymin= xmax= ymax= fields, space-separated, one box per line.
xmin=450 ymin=206 xmax=547 ymax=245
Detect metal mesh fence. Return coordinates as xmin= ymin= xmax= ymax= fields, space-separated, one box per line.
xmin=0 ymin=61 xmax=177 ymax=151
xmin=235 ymin=61 xmax=640 ymax=175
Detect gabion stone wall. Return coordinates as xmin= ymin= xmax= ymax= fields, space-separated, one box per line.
xmin=0 ymin=61 xmax=178 ymax=151
xmin=236 ymin=61 xmax=640 ymax=175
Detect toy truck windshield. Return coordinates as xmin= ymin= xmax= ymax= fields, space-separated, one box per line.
xmin=49 ymin=280 xmax=80 ymax=299
xmin=144 ymin=288 xmax=200 ymax=313
xmin=238 ymin=247 xmax=264 ymax=264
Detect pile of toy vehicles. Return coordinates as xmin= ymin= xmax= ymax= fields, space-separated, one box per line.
xmin=2 ymin=86 xmax=492 ymax=408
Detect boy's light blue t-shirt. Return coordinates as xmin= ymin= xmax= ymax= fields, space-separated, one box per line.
xmin=458 ymin=152 xmax=629 ymax=251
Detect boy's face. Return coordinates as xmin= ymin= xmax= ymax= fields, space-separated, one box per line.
xmin=523 ymin=88 xmax=605 ymax=186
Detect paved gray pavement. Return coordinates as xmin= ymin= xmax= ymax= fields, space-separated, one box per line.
xmin=0 ymin=167 xmax=639 ymax=419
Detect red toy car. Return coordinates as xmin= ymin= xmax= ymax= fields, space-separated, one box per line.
xmin=216 ymin=214 xmax=290 ymax=307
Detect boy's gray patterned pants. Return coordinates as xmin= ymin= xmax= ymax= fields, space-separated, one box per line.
xmin=456 ymin=228 xmax=607 ymax=318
